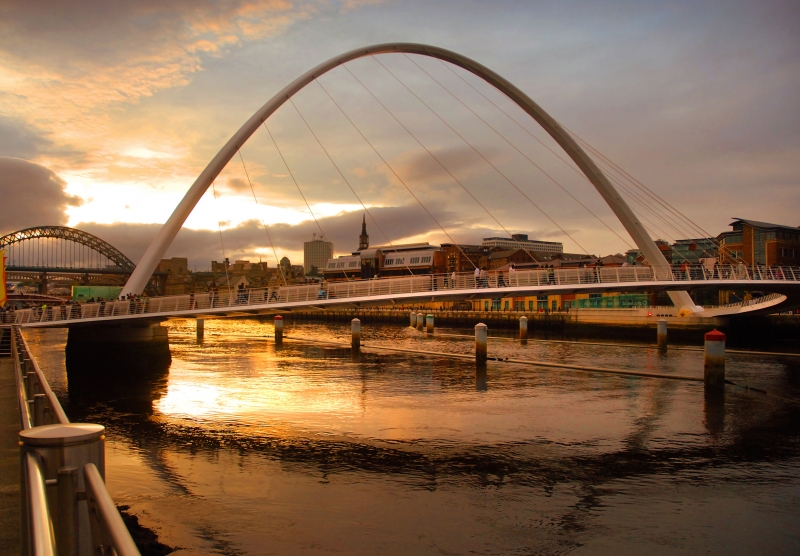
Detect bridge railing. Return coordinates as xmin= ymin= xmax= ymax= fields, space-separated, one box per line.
xmin=2 ymin=264 xmax=799 ymax=325
xmin=5 ymin=325 xmax=141 ymax=555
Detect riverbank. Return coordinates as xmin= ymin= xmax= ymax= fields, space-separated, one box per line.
xmin=279 ymin=309 xmax=800 ymax=351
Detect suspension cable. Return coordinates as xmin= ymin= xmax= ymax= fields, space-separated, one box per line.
xmin=411 ymin=55 xmax=633 ymax=250
xmin=287 ymin=97 xmax=417 ymax=277
xmin=436 ymin=61 xmax=710 ymax=259
xmin=237 ymin=150 xmax=287 ymax=286
xmin=262 ymin=121 xmax=349 ymax=281
xmin=210 ymin=180 xmax=232 ymax=290
xmin=344 ymin=63 xmax=542 ymax=268
xmin=372 ymin=56 xmax=589 ymax=257
xmin=314 ymin=77 xmax=478 ymax=270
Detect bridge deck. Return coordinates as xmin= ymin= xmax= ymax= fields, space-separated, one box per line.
xmin=4 ymin=265 xmax=800 ymax=327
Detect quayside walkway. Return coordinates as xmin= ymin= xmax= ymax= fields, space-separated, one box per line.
xmin=0 ymin=325 xmax=141 ymax=555
xmin=4 ymin=265 xmax=800 ymax=328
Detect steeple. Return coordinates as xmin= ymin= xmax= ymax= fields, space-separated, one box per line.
xmin=358 ymin=212 xmax=369 ymax=251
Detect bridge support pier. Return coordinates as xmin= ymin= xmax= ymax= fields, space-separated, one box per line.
xmin=657 ymin=319 xmax=668 ymax=353
xmin=410 ymin=312 xmax=417 ymax=328
xmin=65 ymin=323 xmax=171 ymax=373
xmin=196 ymin=319 xmax=204 ymax=342
xmin=426 ymin=314 xmax=434 ymax=335
xmin=416 ymin=314 xmax=424 ymax=331
xmin=519 ymin=316 xmax=528 ymax=342
xmin=704 ymin=330 xmax=726 ymax=391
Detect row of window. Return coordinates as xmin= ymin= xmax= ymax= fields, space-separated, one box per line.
xmin=780 ymin=248 xmax=799 ymax=258
xmin=385 ymin=256 xmax=432 ymax=266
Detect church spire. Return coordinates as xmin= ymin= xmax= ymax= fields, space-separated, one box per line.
xmin=358 ymin=212 xmax=369 ymax=251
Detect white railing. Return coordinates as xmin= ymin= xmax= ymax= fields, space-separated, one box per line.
xmin=2 ymin=265 xmax=799 ymax=325
xmin=6 ymin=326 xmax=141 ymax=555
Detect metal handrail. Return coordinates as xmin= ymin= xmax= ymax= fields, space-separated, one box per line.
xmin=24 ymin=452 xmax=57 ymax=556
xmin=9 ymin=326 xmax=34 ymax=429
xmin=3 ymin=264 xmax=799 ymax=326
xmin=16 ymin=328 xmax=69 ymax=424
xmin=14 ymin=327 xmax=141 ymax=556
xmin=84 ymin=463 xmax=141 ymax=556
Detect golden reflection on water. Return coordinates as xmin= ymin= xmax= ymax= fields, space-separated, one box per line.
xmin=23 ymin=319 xmax=800 ymax=555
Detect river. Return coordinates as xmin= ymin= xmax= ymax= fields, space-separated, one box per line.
xmin=26 ymin=319 xmax=800 ymax=555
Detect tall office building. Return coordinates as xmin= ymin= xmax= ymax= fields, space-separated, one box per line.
xmin=303 ymin=234 xmax=333 ymax=274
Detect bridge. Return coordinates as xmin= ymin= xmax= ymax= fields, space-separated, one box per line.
xmin=6 ymin=265 xmax=800 ymax=328
xmin=5 ymin=43 xmax=797 ymax=326
xmin=0 ymin=226 xmax=163 ymax=295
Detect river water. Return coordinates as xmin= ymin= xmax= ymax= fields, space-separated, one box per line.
xmin=26 ymin=319 xmax=800 ymax=555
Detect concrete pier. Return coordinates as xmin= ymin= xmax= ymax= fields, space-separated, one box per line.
xmin=426 ymin=314 xmax=434 ymax=335
xmin=475 ymin=323 xmax=488 ymax=363
xmin=196 ymin=318 xmax=205 ymax=341
xmin=519 ymin=316 xmax=528 ymax=341
xmin=416 ymin=313 xmax=424 ymax=331
xmin=410 ymin=312 xmax=417 ymax=328
xmin=704 ymin=329 xmax=726 ymax=390
xmin=657 ymin=319 xmax=667 ymax=353
xmin=274 ymin=315 xmax=284 ymax=345
xmin=351 ymin=318 xmax=361 ymax=351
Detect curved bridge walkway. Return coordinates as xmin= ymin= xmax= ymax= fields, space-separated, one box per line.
xmin=6 ymin=265 xmax=800 ymax=328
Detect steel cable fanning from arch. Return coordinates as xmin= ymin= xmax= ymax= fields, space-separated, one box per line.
xmin=120 ymin=43 xmax=699 ymax=313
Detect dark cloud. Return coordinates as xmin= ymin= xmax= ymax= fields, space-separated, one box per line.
xmin=0 ymin=157 xmax=83 ymax=235
xmin=0 ymin=116 xmax=51 ymax=159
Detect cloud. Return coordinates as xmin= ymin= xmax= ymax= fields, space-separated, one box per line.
xmin=74 ymin=203 xmax=512 ymax=271
xmin=0 ymin=157 xmax=83 ymax=235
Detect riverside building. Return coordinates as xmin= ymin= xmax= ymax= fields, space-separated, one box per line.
xmin=481 ymin=234 xmax=563 ymax=254
xmin=303 ymin=234 xmax=333 ymax=275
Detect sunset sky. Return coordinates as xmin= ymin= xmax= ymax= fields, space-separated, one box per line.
xmin=1 ymin=0 xmax=798 ymax=270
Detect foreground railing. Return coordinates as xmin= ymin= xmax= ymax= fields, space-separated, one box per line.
xmin=3 ymin=264 xmax=799 ymax=325
xmin=7 ymin=325 xmax=140 ymax=556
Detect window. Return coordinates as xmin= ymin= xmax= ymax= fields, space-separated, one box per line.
xmin=528 ymin=300 xmax=534 ymax=311
xmin=422 ymin=257 xmax=431 ymax=263
xmin=385 ymin=259 xmax=394 ymax=265
xmin=349 ymin=262 xmax=358 ymax=267
xmin=336 ymin=262 xmax=345 ymax=268
xmin=504 ymin=300 xmax=510 ymax=310
xmin=410 ymin=257 xmax=420 ymax=264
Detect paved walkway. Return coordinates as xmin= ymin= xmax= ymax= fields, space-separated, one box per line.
xmin=0 ymin=355 xmax=20 ymax=554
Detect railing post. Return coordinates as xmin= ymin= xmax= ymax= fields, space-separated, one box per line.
xmin=33 ymin=393 xmax=48 ymax=427
xmin=56 ymin=466 xmax=80 ymax=556
xmin=19 ymin=423 xmax=106 ymax=556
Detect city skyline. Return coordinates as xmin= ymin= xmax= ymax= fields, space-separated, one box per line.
xmin=1 ymin=1 xmax=798 ymax=270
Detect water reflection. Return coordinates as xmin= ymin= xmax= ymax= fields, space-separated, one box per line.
xmin=24 ymin=320 xmax=800 ymax=554
xmin=704 ymin=389 xmax=726 ymax=435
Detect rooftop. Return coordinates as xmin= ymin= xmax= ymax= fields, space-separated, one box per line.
xmin=730 ymin=218 xmax=799 ymax=232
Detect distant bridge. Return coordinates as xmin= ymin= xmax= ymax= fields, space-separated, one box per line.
xmin=0 ymin=226 xmax=163 ymax=295
xmin=6 ymin=265 xmax=800 ymax=328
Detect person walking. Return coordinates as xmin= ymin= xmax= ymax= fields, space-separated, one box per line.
xmin=474 ymin=266 xmax=480 ymax=288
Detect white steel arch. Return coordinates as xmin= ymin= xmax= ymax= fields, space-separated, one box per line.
xmin=122 ymin=43 xmax=698 ymax=313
